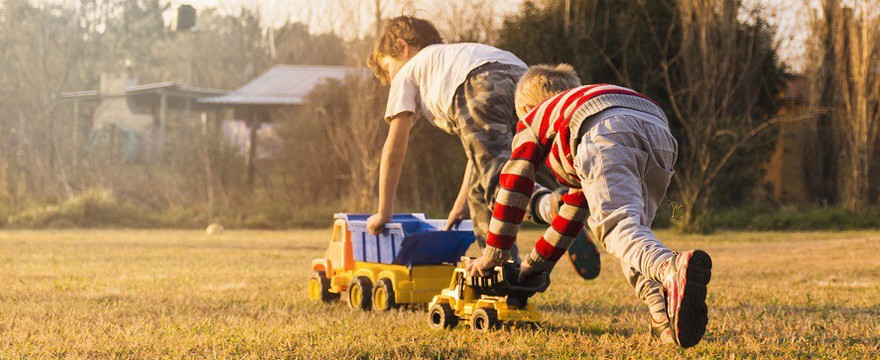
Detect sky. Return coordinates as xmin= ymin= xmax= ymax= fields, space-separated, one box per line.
xmin=742 ymin=0 xmax=817 ymax=72
xmin=164 ymin=0 xmax=811 ymax=70
xmin=163 ymin=0 xmax=522 ymax=40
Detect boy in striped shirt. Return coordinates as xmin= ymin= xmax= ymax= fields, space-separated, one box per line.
xmin=466 ymin=64 xmax=713 ymax=348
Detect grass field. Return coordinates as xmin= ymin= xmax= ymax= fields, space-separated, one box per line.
xmin=1 ymin=229 xmax=878 ymax=358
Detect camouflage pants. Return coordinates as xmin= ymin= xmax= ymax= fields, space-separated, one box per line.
xmin=449 ymin=63 xmax=529 ymax=263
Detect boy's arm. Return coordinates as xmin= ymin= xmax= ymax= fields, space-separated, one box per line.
xmin=367 ymin=113 xmax=414 ymax=235
xmin=443 ymin=160 xmax=473 ymax=231
xmin=467 ymin=125 xmax=545 ymax=276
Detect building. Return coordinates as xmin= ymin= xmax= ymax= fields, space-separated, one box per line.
xmin=58 ymin=65 xmax=365 ymax=186
xmin=200 ymin=65 xmax=366 ymax=185
xmin=763 ymin=75 xmax=810 ymax=203
xmin=763 ymin=74 xmax=880 ymax=204
xmin=57 ymin=73 xmax=228 ymax=163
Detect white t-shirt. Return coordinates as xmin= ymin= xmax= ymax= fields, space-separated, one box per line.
xmin=383 ymin=43 xmax=527 ymax=133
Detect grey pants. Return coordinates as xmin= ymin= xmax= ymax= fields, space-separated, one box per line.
xmin=574 ymin=108 xmax=677 ymax=313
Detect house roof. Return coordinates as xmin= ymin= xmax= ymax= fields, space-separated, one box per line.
xmin=199 ymin=65 xmax=366 ymax=105
xmin=57 ymin=82 xmax=229 ymax=101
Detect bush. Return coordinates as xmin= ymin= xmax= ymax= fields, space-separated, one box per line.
xmin=709 ymin=205 xmax=880 ymax=231
xmin=3 ymin=188 xmax=381 ymax=230
xmin=0 ymin=204 xmax=9 ymax=228
xmin=6 ymin=189 xmax=161 ymax=228
xmin=650 ymin=200 xmax=679 ymax=229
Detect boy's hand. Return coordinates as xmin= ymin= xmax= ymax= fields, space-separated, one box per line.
xmin=443 ymin=204 xmax=470 ymax=231
xmin=366 ymin=213 xmax=389 ymax=235
xmin=517 ymin=261 xmax=538 ymax=283
xmin=465 ymin=256 xmax=500 ymax=277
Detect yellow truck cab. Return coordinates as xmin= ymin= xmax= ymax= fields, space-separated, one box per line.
xmin=427 ymin=259 xmax=550 ymax=331
xmin=308 ymin=213 xmax=475 ymax=311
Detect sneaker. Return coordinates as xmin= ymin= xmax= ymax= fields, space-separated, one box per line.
xmin=547 ymin=188 xmax=565 ymax=219
xmin=566 ymin=229 xmax=601 ymax=280
xmin=526 ymin=187 xmax=553 ymax=225
xmin=647 ymin=289 xmax=674 ymax=344
xmin=662 ymin=250 xmax=712 ymax=348
xmin=526 ymin=187 xmax=565 ymax=225
xmin=650 ymin=311 xmax=675 ymax=344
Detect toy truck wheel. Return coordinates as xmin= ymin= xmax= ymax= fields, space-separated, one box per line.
xmin=308 ymin=271 xmax=339 ymax=303
xmin=347 ymin=276 xmax=373 ymax=311
xmin=470 ymin=308 xmax=500 ymax=332
xmin=428 ymin=303 xmax=459 ymax=329
xmin=372 ymin=278 xmax=397 ymax=311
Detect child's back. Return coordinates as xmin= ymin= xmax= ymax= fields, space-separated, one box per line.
xmin=384 ymin=42 xmax=525 ymax=132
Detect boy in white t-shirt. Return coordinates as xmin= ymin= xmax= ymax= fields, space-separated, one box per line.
xmin=364 ymin=16 xmax=589 ymax=265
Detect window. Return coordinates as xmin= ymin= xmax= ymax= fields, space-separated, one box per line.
xmin=457 ymin=274 xmax=466 ymax=300
xmin=331 ymin=223 xmax=344 ymax=242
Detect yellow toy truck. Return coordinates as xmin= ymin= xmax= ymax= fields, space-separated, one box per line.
xmin=308 ymin=213 xmax=475 ymax=311
xmin=427 ymin=258 xmax=550 ymax=332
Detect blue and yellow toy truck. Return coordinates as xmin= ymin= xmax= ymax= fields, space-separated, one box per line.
xmin=308 ymin=213 xmax=475 ymax=311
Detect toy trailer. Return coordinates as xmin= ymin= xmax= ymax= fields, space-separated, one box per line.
xmin=308 ymin=213 xmax=475 ymax=311
xmin=427 ymin=258 xmax=550 ymax=332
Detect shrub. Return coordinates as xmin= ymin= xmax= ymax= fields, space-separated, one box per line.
xmin=709 ymin=205 xmax=880 ymax=231
xmin=6 ymin=188 xmax=160 ymax=228
xmin=0 ymin=204 xmax=8 ymax=228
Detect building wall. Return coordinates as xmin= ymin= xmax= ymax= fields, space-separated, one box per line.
xmin=763 ymin=76 xmax=811 ymax=204
xmin=764 ymin=77 xmax=880 ymax=205
xmin=93 ymin=74 xmax=154 ymax=134
xmin=765 ymin=103 xmax=811 ymax=202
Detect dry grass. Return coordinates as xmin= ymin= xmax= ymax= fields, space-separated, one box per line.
xmin=1 ymin=229 xmax=878 ymax=358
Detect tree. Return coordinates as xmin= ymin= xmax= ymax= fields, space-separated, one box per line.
xmin=270 ymin=22 xmax=351 ymax=66
xmin=429 ymin=0 xmax=502 ymax=43
xmin=0 ymin=0 xmax=85 ymax=201
xmin=809 ymin=1 xmax=880 ymax=210
xmin=497 ymin=2 xmax=574 ymax=69
xmin=290 ymin=74 xmax=388 ymax=211
xmin=647 ymin=0 xmax=789 ymax=232
xmin=499 ymin=0 xmax=788 ymax=232
xmin=804 ymin=0 xmax=843 ymax=205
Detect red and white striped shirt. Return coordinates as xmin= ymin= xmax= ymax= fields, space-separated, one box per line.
xmin=484 ymin=84 xmax=667 ymax=265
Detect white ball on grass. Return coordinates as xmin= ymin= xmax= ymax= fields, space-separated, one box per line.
xmin=206 ymin=223 xmax=225 ymax=235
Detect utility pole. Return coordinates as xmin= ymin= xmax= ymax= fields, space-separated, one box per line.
xmin=175 ymin=5 xmax=198 ymax=166
xmin=375 ymin=0 xmax=383 ymax=37
xmin=564 ymin=0 xmax=571 ymax=37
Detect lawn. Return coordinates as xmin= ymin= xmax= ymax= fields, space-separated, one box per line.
xmin=1 ymin=229 xmax=878 ymax=358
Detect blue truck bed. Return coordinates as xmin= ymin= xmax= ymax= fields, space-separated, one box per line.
xmin=338 ymin=213 xmax=475 ymax=267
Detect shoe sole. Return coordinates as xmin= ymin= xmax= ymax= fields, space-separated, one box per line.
xmin=567 ymin=229 xmax=601 ymax=280
xmin=676 ymin=250 xmax=712 ymax=348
